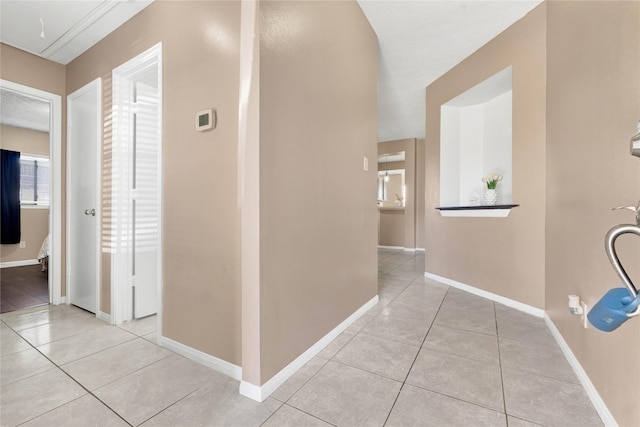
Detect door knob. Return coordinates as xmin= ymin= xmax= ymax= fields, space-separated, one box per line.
xmin=84 ymin=209 xmax=96 ymax=216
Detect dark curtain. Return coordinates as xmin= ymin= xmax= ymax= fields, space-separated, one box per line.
xmin=1 ymin=149 xmax=21 ymax=244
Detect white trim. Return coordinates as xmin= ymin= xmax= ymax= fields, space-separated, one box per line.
xmin=377 ymin=246 xmax=425 ymax=253
xmin=377 ymin=245 xmax=423 ymax=252
xmin=424 ymin=271 xmax=544 ymax=317
xmin=239 ymin=381 xmax=262 ymax=402
xmin=0 ymin=259 xmax=39 ymax=268
xmin=438 ymin=209 xmax=512 ymax=218
xmin=19 ymin=154 xmax=49 ymax=162
xmin=51 ymin=90 xmax=62 ymax=306
xmin=160 ymin=336 xmax=242 ymax=381
xmin=155 ymin=46 xmax=165 ymax=342
xmin=1 ymin=80 xmax=62 ymax=306
xmin=19 ymin=205 xmax=50 ymax=210
xmin=40 ymin=1 xmax=119 ymax=59
xmin=544 ymin=314 xmax=617 ymax=427
xmin=240 ymin=295 xmax=379 ymax=402
xmin=97 ymin=311 xmax=112 ymax=324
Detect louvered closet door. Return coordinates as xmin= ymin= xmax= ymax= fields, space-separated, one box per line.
xmin=131 ymin=81 xmax=159 ymax=319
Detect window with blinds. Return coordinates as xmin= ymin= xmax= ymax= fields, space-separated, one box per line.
xmin=20 ymin=154 xmax=49 ymax=206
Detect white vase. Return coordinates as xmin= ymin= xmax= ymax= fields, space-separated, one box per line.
xmin=484 ymin=189 xmax=497 ymax=206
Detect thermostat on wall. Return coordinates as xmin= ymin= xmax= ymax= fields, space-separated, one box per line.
xmin=196 ymin=109 xmax=216 ymax=131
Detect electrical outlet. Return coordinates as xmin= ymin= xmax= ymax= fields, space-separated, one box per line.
xmin=19 ymin=241 xmax=26 ymax=249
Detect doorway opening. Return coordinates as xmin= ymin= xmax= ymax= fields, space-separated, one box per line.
xmin=0 ymin=80 xmax=62 ymax=310
xmin=110 ymin=43 xmax=163 ymax=330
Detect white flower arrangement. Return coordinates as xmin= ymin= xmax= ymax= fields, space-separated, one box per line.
xmin=482 ymin=173 xmax=503 ymax=190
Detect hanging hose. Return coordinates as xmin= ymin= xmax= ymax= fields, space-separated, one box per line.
xmin=605 ymin=224 xmax=640 ymax=298
xmin=604 ymin=223 xmax=640 ymax=318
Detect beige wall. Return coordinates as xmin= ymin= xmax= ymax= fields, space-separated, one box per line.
xmin=5 ymin=0 xmax=376 ymax=386
xmin=257 ymin=0 xmax=378 ymax=383
xmin=0 ymin=43 xmax=66 ymax=291
xmin=425 ymin=2 xmax=640 ymax=425
xmin=0 ymin=125 xmax=49 ymax=155
xmin=66 ymin=1 xmax=243 ymax=364
xmin=0 ymin=209 xmax=49 ymax=263
xmin=379 ymin=209 xmax=405 ymax=247
xmin=377 ymin=137 xmax=426 ymax=250
xmin=377 ymin=138 xmax=426 ymax=250
xmin=0 ymin=125 xmax=50 ymax=263
xmin=0 ymin=44 xmax=66 ymax=94
xmin=380 ymin=139 xmax=418 ymax=249
xmin=425 ymin=4 xmax=547 ymax=309
xmin=378 ymin=168 xmax=406 ymax=248
xmin=0 ymin=43 xmax=66 ymax=274
xmin=546 ymin=2 xmax=640 ymax=426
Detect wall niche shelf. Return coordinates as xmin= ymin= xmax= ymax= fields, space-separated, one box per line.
xmin=440 ymin=66 xmax=513 ymax=209
xmin=436 ymin=204 xmax=519 ymax=218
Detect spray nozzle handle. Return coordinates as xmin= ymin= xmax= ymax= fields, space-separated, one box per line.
xmin=612 ymin=200 xmax=640 ymax=226
xmin=612 ymin=206 xmax=639 ymax=213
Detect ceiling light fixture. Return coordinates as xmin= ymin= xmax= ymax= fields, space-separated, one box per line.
xmin=39 ymin=1 xmax=45 ymax=38
xmin=384 ymin=155 xmax=390 ymax=182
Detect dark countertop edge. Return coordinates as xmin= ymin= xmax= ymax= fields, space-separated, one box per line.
xmin=435 ymin=204 xmax=519 ymax=211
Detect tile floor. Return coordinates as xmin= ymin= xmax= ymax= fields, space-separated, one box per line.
xmin=0 ymin=249 xmax=603 ymax=426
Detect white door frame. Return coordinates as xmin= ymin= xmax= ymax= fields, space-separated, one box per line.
xmin=66 ymin=78 xmax=102 ymax=316
xmin=0 ymin=80 xmax=62 ymax=305
xmin=111 ymin=43 xmax=163 ymax=333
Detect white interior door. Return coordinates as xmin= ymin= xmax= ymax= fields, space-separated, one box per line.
xmin=67 ymin=79 xmax=101 ymax=314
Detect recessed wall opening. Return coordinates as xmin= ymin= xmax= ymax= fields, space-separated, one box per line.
xmin=377 ymin=151 xmax=405 ymax=206
xmin=440 ymin=66 xmax=512 ymax=207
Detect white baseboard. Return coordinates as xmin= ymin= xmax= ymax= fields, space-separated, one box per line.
xmin=422 ymin=271 xmax=613 ymax=425
xmin=97 ymin=311 xmax=111 ymax=324
xmin=377 ymin=246 xmax=424 ymax=253
xmin=159 ymin=335 xmax=242 ymax=381
xmin=544 ymin=315 xmax=617 ymax=427
xmin=424 ymin=271 xmax=545 ymax=318
xmin=240 ymin=294 xmax=379 ymax=402
xmin=0 ymin=259 xmax=39 ymax=268
xmin=239 ymin=381 xmax=263 ymax=402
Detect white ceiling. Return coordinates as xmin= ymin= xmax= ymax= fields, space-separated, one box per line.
xmin=0 ymin=89 xmax=50 ymax=133
xmin=0 ymin=0 xmax=152 ymax=65
xmin=0 ymin=0 xmax=153 ymax=132
xmin=358 ymin=0 xmax=542 ymax=141
xmin=0 ymin=0 xmax=541 ymax=140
